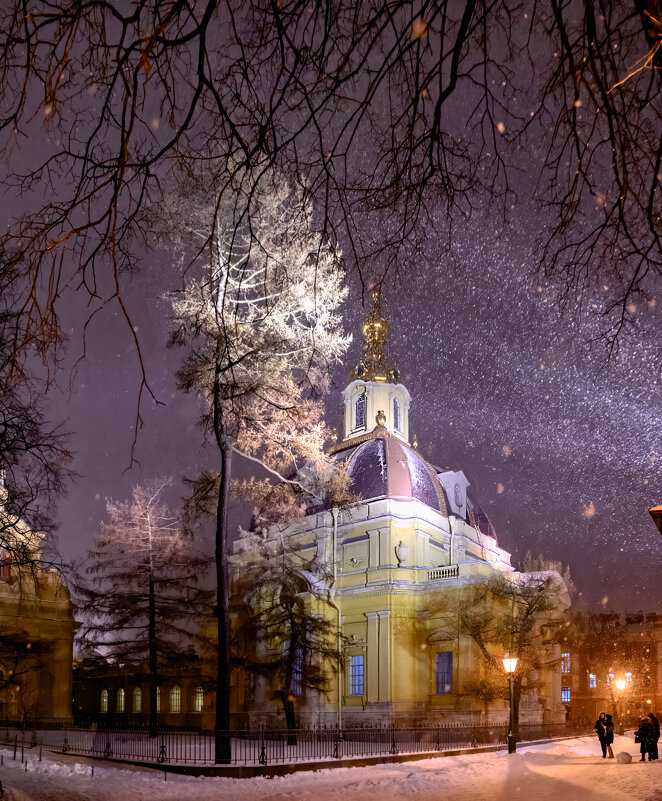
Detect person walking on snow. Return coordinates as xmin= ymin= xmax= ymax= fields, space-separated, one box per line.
xmin=604 ymin=713 xmax=615 ymax=758
xmin=595 ymin=712 xmax=609 ymax=758
xmin=648 ymin=712 xmax=660 ymax=760
xmin=635 ymin=717 xmax=655 ymax=761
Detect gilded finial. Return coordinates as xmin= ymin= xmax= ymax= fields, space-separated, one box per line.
xmin=331 ymin=429 xmax=338 ymax=444
xmin=376 ymin=410 xmax=386 ymax=427
xmin=412 ymin=434 xmax=419 ymax=450
xmin=353 ymin=286 xmax=399 ymax=384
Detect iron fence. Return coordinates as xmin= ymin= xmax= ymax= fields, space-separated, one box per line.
xmin=0 ymin=721 xmax=593 ymax=767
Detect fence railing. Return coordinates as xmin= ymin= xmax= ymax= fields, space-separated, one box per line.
xmin=0 ymin=722 xmax=593 ymax=767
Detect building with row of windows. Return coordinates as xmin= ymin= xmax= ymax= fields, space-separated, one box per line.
xmin=229 ymin=293 xmax=571 ymax=728
xmin=555 ymin=612 xmax=662 ymax=725
xmin=72 ymin=651 xmax=214 ymax=727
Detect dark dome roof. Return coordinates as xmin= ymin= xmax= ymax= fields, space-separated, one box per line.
xmin=330 ymin=429 xmax=498 ymax=543
xmin=339 ymin=433 xmax=448 ymax=516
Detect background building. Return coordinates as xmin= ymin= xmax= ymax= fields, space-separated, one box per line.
xmin=0 ymin=489 xmax=76 ymax=721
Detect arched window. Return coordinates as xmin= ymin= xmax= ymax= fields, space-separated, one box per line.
xmin=156 ymin=686 xmax=161 ymax=713
xmin=170 ymin=685 xmax=181 ymax=714
xmin=100 ymin=689 xmax=108 ymax=714
xmin=132 ymin=688 xmax=142 ymax=714
xmin=116 ymin=688 xmax=125 ymax=713
xmin=393 ymin=397 xmax=400 ymax=431
xmin=193 ymin=686 xmax=204 ymax=713
xmin=354 ymin=393 xmax=366 ymax=430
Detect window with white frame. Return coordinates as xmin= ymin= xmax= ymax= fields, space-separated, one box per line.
xmin=354 ymin=393 xmax=366 ymax=430
xmin=393 ymin=397 xmax=400 ymax=431
xmin=349 ymin=654 xmax=364 ymax=696
xmin=436 ymin=652 xmax=453 ymax=694
xmin=561 ymin=687 xmax=571 ymax=702
xmin=100 ymin=689 xmax=108 ymax=714
xmin=625 ymin=672 xmax=632 ymax=684
xmin=116 ymin=688 xmax=125 ymax=713
xmin=132 ymin=688 xmax=142 ymax=713
xmin=561 ymin=652 xmax=570 ymax=673
xmin=170 ymin=685 xmax=181 ymax=713
xmin=589 ymin=673 xmax=597 ymax=689
xmin=193 ymin=686 xmax=204 ymax=713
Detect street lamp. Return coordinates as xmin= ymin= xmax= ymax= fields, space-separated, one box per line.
xmin=649 ymin=505 xmax=662 ymax=535
xmin=503 ymin=655 xmax=518 ymax=754
xmin=615 ymin=678 xmax=626 ymax=735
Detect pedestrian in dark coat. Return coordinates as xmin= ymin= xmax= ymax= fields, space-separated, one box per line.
xmin=595 ymin=712 xmax=608 ymax=758
xmin=604 ymin=713 xmax=615 ymax=758
xmin=648 ymin=712 xmax=660 ymax=760
xmin=635 ymin=717 xmax=655 ymax=761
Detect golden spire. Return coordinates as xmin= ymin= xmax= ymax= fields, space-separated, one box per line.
xmin=354 ymin=288 xmax=399 ymax=383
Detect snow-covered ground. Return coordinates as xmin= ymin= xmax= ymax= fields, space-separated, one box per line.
xmin=1 ymin=734 xmax=661 ymax=801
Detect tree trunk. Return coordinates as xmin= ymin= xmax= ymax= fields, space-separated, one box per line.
xmin=148 ymin=577 xmax=158 ymax=736
xmin=214 ymin=434 xmax=233 ymax=763
xmin=277 ymin=691 xmax=298 ymax=744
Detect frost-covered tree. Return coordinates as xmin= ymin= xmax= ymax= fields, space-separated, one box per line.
xmin=168 ymin=169 xmax=350 ymax=760
xmin=78 ymin=477 xmax=213 ymax=732
xmin=233 ymin=532 xmax=345 ymax=737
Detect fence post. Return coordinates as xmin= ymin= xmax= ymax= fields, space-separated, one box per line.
xmin=13 ymin=735 xmax=17 ymax=760
xmin=39 ymin=740 xmax=42 ymax=761
xmin=258 ymin=724 xmax=267 ymax=766
xmin=157 ymin=735 xmax=166 ymax=764
xmin=390 ymin=726 xmax=398 ymax=756
xmin=333 ymin=725 xmax=340 ymax=759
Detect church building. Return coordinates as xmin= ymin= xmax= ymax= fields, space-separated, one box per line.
xmin=231 ymin=293 xmax=570 ymax=728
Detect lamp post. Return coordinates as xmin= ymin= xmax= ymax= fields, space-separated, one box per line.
xmin=615 ymin=678 xmax=626 ymax=736
xmin=503 ymin=655 xmax=518 ymax=754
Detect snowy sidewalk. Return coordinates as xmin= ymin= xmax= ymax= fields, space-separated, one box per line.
xmin=1 ymin=734 xmax=662 ymax=801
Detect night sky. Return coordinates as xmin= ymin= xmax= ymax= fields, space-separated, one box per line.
xmin=30 ymin=203 xmax=660 ymax=613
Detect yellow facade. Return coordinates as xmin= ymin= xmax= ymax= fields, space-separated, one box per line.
xmin=0 ymin=499 xmax=76 ymax=721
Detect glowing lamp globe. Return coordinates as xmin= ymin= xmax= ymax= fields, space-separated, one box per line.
xmin=615 ymin=679 xmax=626 ymax=691
xmin=503 ymin=656 xmax=518 ymax=674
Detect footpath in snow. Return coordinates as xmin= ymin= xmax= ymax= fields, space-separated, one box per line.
xmin=1 ymin=733 xmax=662 ymax=801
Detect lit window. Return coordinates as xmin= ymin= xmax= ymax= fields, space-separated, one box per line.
xmin=436 ymin=652 xmax=453 ymax=695
xmin=156 ymin=686 xmax=161 ymax=713
xmin=100 ymin=689 xmax=108 ymax=714
xmin=193 ymin=686 xmax=204 ymax=713
xmin=354 ymin=394 xmax=366 ymax=430
xmin=292 ymin=648 xmax=303 ymax=696
xmin=625 ymin=672 xmax=632 ymax=684
xmin=393 ymin=397 xmax=400 ymax=431
xmin=132 ymin=688 xmax=142 ymax=713
xmin=589 ymin=673 xmax=597 ymax=689
xmin=349 ymin=655 xmax=364 ymax=696
xmin=561 ymin=687 xmax=571 ymax=702
xmin=170 ymin=685 xmax=181 ymax=714
xmin=606 ymin=673 xmax=614 ymax=686
xmin=561 ymin=652 xmax=570 ymax=673
xmin=116 ymin=688 xmax=125 ymax=713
